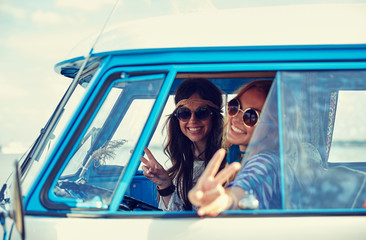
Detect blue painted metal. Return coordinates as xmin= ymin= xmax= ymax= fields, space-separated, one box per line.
xmin=55 ymin=44 xmax=366 ymax=76
xmin=25 ymin=43 xmax=366 ymax=214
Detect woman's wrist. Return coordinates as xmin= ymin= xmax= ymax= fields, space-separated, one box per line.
xmin=225 ymin=194 xmax=235 ymax=210
xmin=157 ymin=183 xmax=175 ymax=196
xmin=157 ymin=180 xmax=172 ymax=190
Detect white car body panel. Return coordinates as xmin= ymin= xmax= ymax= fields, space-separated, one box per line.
xmin=24 ymin=215 xmax=366 ymax=240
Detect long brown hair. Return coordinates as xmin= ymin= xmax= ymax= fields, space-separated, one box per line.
xmin=164 ymin=78 xmax=223 ymax=210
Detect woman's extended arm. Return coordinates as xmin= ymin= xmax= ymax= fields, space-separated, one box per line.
xmin=188 ymin=149 xmax=241 ymax=216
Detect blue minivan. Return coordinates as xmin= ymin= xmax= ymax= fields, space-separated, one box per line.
xmin=1 ymin=2 xmax=366 ymax=239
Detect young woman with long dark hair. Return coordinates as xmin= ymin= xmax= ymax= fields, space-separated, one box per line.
xmin=141 ymin=78 xmax=224 ymax=211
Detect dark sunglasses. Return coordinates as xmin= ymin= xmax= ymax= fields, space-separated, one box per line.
xmin=175 ymin=106 xmax=212 ymax=122
xmin=227 ymin=98 xmax=260 ymax=127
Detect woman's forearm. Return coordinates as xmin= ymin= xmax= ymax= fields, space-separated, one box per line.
xmin=226 ymin=187 xmax=247 ymax=210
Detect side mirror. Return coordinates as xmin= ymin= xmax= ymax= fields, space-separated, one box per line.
xmin=10 ymin=161 xmax=25 ymax=240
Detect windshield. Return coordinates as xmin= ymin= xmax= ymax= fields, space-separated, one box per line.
xmin=20 ymin=81 xmax=87 ymax=194
xmin=50 ymin=74 xmax=165 ymax=208
xmin=20 ymin=57 xmax=102 ymax=194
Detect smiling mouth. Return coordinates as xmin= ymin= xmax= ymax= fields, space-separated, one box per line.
xmin=231 ymin=125 xmax=245 ymax=134
xmin=188 ymin=127 xmax=202 ymax=132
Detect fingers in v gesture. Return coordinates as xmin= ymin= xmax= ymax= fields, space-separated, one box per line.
xmin=188 ymin=148 xmax=241 ymax=216
xmin=140 ymin=147 xmax=171 ymax=188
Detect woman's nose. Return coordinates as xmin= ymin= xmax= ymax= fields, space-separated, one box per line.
xmin=232 ymin=113 xmax=243 ymax=125
xmin=188 ymin=112 xmax=197 ymax=122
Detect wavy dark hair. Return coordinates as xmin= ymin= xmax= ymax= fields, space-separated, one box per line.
xmin=164 ymin=78 xmax=224 ymax=210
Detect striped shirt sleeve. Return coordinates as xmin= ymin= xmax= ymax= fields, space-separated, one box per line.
xmin=228 ymin=152 xmax=281 ymax=209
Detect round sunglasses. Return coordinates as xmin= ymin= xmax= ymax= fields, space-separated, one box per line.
xmin=175 ymin=106 xmax=212 ymax=122
xmin=227 ymin=98 xmax=260 ymax=127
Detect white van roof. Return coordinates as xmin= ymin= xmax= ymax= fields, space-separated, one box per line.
xmin=67 ymin=4 xmax=366 ymax=58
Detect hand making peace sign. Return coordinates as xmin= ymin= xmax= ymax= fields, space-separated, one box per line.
xmin=140 ymin=147 xmax=172 ymax=189
xmin=188 ymin=148 xmax=241 ymax=216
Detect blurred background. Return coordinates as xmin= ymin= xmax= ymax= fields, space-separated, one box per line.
xmin=0 ymin=0 xmax=119 ymax=184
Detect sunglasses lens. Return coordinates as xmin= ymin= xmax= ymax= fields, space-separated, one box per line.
xmin=227 ymin=99 xmax=239 ymax=116
xmin=195 ymin=107 xmax=211 ymax=120
xmin=176 ymin=106 xmax=212 ymax=122
xmin=176 ymin=108 xmax=191 ymax=122
xmin=243 ymin=109 xmax=258 ymax=127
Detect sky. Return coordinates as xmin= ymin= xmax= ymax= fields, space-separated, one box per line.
xmin=1 ymin=0 xmax=365 ymax=154
xmin=0 ymin=0 xmax=274 ymax=154
xmin=0 ymin=0 xmax=227 ymax=154
xmin=0 ymin=0 xmax=119 ymax=153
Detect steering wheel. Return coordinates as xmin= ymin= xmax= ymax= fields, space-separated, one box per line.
xmin=121 ymin=195 xmax=161 ymax=211
xmin=55 ymin=180 xmax=113 ymax=201
xmin=56 ymin=180 xmax=161 ymax=211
